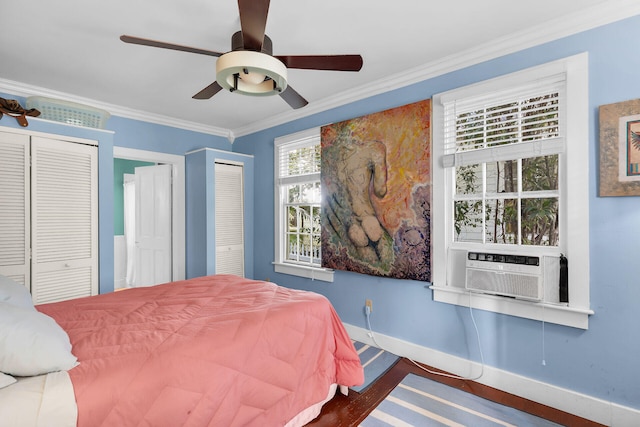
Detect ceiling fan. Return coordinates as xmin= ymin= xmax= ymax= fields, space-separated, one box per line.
xmin=120 ymin=0 xmax=363 ymax=109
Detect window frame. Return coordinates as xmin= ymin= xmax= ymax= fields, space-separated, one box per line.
xmin=273 ymin=127 xmax=334 ymax=282
xmin=431 ymin=53 xmax=593 ymax=329
xmin=447 ymin=75 xmax=564 ymax=248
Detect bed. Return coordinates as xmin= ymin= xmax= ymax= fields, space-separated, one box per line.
xmin=0 ymin=274 xmax=364 ymax=426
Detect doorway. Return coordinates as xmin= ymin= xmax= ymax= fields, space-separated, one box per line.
xmin=113 ymin=147 xmax=185 ymax=289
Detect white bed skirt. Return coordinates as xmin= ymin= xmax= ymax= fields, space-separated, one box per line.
xmin=284 ymin=383 xmax=347 ymax=427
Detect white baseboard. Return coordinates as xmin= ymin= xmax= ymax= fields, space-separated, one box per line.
xmin=344 ymin=323 xmax=640 ymax=427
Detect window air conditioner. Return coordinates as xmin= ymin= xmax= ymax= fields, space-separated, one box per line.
xmin=465 ymin=252 xmax=543 ymax=301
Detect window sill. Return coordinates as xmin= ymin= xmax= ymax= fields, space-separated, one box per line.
xmin=430 ymin=285 xmax=593 ymax=329
xmin=273 ymin=262 xmax=334 ymax=283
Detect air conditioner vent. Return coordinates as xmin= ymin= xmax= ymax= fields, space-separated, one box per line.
xmin=465 ymin=251 xmax=543 ymax=301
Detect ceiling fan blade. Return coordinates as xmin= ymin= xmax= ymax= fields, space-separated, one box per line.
xmin=275 ymin=55 xmax=363 ymax=72
xmin=237 ymin=0 xmax=270 ymax=51
xmin=192 ymin=81 xmax=223 ymax=100
xmin=120 ymin=35 xmax=223 ymax=57
xmin=279 ymin=86 xmax=308 ymax=109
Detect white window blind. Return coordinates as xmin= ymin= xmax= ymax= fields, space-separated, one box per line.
xmin=276 ymin=133 xmax=321 ymax=186
xmin=441 ymin=74 xmax=566 ymax=168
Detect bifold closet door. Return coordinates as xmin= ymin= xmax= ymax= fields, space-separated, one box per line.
xmin=0 ymin=132 xmax=30 ymax=288
xmin=31 ymin=137 xmax=98 ymax=304
xmin=215 ymin=162 xmax=244 ymax=277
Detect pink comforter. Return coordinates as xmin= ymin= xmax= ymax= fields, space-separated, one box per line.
xmin=38 ymin=275 xmax=363 ymax=426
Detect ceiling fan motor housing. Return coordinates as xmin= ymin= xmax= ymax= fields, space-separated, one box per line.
xmin=231 ymin=31 xmax=273 ymax=55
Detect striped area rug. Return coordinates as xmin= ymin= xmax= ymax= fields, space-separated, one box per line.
xmin=351 ymin=341 xmax=400 ymax=393
xmin=360 ymin=373 xmax=562 ymax=426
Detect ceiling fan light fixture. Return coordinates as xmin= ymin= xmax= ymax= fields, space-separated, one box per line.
xmin=216 ymin=51 xmax=287 ymax=96
xmin=240 ymin=68 xmax=266 ymax=85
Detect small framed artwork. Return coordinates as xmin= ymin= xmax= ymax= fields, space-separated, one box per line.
xmin=599 ymin=98 xmax=640 ymax=196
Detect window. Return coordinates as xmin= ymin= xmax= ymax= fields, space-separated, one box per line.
xmin=447 ymin=77 xmax=563 ymax=247
xmin=274 ymin=128 xmax=333 ymax=282
xmin=431 ymin=53 xmax=592 ymax=329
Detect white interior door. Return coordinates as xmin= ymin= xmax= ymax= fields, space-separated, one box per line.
xmin=122 ymin=174 xmax=136 ymax=287
xmin=135 ymin=164 xmax=172 ymax=286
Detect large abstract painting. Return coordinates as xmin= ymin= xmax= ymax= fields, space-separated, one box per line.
xmin=321 ymin=99 xmax=431 ymax=281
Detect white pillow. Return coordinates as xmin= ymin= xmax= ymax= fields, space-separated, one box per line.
xmin=0 ymin=302 xmax=77 ymax=376
xmin=0 ymin=372 xmax=16 ymax=389
xmin=0 ymin=275 xmax=34 ymax=310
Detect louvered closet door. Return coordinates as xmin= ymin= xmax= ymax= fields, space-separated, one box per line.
xmin=0 ymin=132 xmax=30 ymax=288
xmin=31 ymin=137 xmax=98 ymax=304
xmin=215 ymin=162 xmax=244 ymax=277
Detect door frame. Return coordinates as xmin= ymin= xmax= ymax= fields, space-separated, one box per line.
xmin=114 ymin=147 xmax=185 ymax=282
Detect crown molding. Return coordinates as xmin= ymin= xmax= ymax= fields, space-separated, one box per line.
xmin=0 ymin=79 xmax=231 ymax=139
xmin=232 ymin=0 xmax=640 ymax=138
xmin=2 ymin=1 xmax=638 ymax=142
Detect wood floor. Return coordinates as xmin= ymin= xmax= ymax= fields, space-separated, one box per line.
xmin=307 ymin=357 xmax=605 ymax=427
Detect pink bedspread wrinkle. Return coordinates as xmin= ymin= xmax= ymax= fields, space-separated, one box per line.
xmin=38 ymin=275 xmax=364 ymax=427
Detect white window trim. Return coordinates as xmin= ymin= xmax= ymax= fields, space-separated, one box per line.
xmin=431 ymin=53 xmax=592 ymax=329
xmin=273 ymin=127 xmax=334 ymax=282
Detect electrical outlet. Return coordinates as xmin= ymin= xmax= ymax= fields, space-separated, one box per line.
xmin=365 ymin=299 xmax=373 ymax=313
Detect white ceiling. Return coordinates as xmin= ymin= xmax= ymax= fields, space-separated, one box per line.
xmin=0 ymin=0 xmax=635 ymax=139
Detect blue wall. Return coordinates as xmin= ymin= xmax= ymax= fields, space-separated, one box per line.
xmin=185 ymin=148 xmax=254 ymax=279
xmin=105 ymin=119 xmax=231 ymax=294
xmin=108 ymin=116 xmax=232 ymax=155
xmin=232 ymin=16 xmax=640 ymax=410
